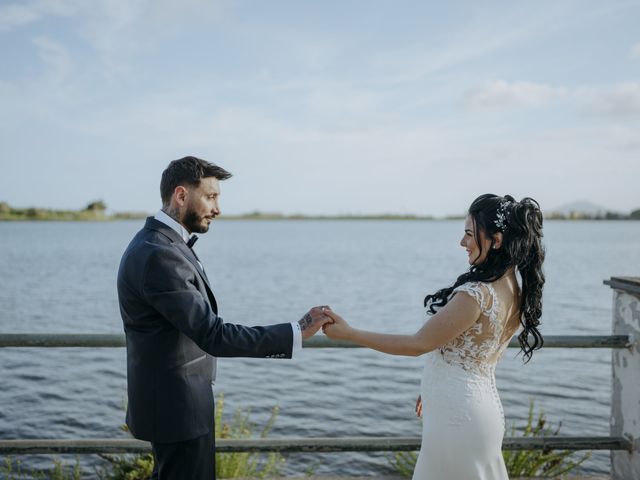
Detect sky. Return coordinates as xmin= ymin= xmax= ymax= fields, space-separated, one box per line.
xmin=0 ymin=0 xmax=639 ymax=217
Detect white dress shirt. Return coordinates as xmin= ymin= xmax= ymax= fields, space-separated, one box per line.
xmin=154 ymin=210 xmax=302 ymax=355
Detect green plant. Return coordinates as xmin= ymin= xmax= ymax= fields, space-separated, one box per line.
xmin=1 ymin=457 xmax=38 ymax=480
xmin=389 ymin=399 xmax=590 ymax=478
xmin=98 ymin=393 xmax=284 ymax=480
xmin=503 ymin=400 xmax=591 ymax=478
xmin=1 ymin=457 xmax=81 ymax=480
xmin=96 ymin=453 xmax=154 ymax=480
xmin=215 ymin=393 xmax=284 ymax=478
xmin=388 ymin=450 xmax=418 ymax=477
xmin=303 ymin=460 xmax=318 ymax=477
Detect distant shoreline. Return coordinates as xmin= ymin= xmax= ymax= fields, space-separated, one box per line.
xmin=1 ymin=214 xmax=639 ymax=222
xmin=1 ymin=201 xmax=638 ymax=222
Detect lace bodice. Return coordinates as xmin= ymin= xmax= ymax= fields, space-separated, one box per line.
xmin=438 ymin=281 xmax=516 ymax=377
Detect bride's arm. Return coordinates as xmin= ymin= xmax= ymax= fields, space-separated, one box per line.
xmin=323 ymin=293 xmax=481 ymax=356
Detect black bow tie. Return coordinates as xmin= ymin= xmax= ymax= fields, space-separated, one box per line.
xmin=186 ymin=235 xmax=198 ymax=248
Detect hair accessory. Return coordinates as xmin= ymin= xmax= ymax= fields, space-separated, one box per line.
xmin=494 ymin=200 xmax=513 ymax=231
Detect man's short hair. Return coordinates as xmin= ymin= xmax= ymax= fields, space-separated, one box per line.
xmin=160 ymin=156 xmax=232 ymax=206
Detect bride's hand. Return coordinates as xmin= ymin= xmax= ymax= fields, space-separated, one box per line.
xmin=321 ymin=309 xmax=353 ymax=341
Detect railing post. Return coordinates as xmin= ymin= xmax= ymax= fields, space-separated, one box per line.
xmin=605 ymin=276 xmax=640 ymax=479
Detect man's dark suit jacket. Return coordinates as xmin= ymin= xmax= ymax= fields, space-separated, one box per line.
xmin=117 ymin=217 xmax=293 ymax=443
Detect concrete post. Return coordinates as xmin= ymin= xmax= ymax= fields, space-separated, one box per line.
xmin=605 ymin=276 xmax=640 ymax=479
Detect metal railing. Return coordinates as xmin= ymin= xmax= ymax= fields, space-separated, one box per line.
xmin=0 ymin=332 xmax=635 ymax=457
xmin=0 ymin=333 xmax=633 ymax=349
xmin=0 ymin=436 xmax=632 ymax=455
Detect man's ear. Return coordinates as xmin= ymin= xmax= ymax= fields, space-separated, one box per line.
xmin=493 ymin=232 xmax=503 ymax=249
xmin=174 ymin=186 xmax=188 ymax=206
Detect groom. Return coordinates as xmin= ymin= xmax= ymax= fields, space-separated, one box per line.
xmin=117 ymin=156 xmax=330 ymax=479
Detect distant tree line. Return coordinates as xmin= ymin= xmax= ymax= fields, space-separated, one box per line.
xmin=0 ymin=201 xmax=147 ymax=221
xmin=546 ymin=209 xmax=640 ymax=220
xmin=1 ymin=201 xmax=638 ymax=221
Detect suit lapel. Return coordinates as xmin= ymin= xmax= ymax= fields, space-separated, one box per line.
xmin=144 ymin=217 xmax=218 ymax=312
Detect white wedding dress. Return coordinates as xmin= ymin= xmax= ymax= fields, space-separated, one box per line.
xmin=412 ymin=281 xmax=516 ymax=480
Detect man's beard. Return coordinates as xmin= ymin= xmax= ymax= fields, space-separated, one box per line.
xmin=183 ymin=208 xmax=211 ymax=234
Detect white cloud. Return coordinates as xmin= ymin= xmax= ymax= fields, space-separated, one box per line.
xmin=463 ymin=80 xmax=640 ymax=119
xmin=464 ymin=80 xmax=566 ymax=109
xmin=304 ymin=86 xmax=384 ymax=116
xmin=0 ymin=3 xmax=40 ymax=31
xmin=0 ymin=0 xmax=221 ymax=32
xmin=75 ymin=1 xmax=223 ymax=80
xmin=576 ymin=82 xmax=640 ymax=118
xmin=1 ymin=0 xmax=224 ymax=80
xmin=0 ymin=0 xmax=82 ymax=32
xmin=32 ymin=36 xmax=72 ymax=82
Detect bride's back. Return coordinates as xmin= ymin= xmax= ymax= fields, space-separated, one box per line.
xmin=438 ymin=275 xmax=521 ymax=376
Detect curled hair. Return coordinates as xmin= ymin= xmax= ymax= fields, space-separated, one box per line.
xmin=424 ymin=194 xmax=546 ymax=362
xmin=160 ymin=156 xmax=232 ymax=206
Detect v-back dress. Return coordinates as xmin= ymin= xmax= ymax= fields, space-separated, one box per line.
xmin=412 ymin=281 xmax=517 ymax=480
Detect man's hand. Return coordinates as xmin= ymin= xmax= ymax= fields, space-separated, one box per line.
xmin=298 ymin=306 xmax=332 ymax=340
xmin=415 ymin=395 xmax=423 ymax=418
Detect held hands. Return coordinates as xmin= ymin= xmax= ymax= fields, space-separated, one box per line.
xmin=298 ymin=306 xmax=334 ymax=340
xmin=321 ymin=309 xmax=353 ymax=341
xmin=298 ymin=306 xmax=354 ymax=341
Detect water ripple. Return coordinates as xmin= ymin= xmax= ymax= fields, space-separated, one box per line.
xmin=1 ymin=220 xmax=639 ymax=476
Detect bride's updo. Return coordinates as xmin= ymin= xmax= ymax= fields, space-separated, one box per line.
xmin=424 ymin=194 xmax=546 ymax=362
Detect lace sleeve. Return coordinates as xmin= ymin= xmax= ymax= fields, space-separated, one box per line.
xmin=453 ymin=282 xmax=494 ymax=317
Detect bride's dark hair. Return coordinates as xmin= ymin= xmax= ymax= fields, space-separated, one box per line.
xmin=424 ymin=194 xmax=545 ymax=362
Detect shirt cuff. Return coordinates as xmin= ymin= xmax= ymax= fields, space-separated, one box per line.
xmin=291 ymin=321 xmax=303 ymax=356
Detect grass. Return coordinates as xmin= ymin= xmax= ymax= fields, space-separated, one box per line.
xmin=1 ymin=457 xmax=81 ymax=480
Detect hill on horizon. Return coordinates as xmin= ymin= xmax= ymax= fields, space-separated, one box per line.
xmin=550 ymin=200 xmax=614 ymax=216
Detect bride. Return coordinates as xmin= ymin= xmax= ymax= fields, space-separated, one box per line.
xmin=323 ymin=194 xmax=545 ymax=479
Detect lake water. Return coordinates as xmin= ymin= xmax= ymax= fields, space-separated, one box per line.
xmin=0 ymin=219 xmax=639 ymax=477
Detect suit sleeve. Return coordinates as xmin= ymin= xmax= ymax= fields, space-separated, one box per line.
xmin=141 ymin=246 xmax=293 ymax=358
